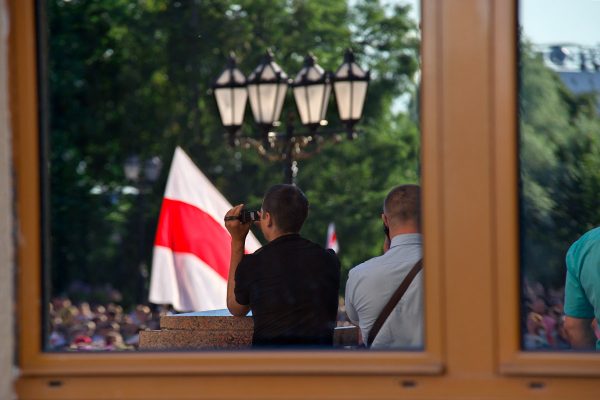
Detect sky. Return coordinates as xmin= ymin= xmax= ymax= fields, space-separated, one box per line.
xmin=520 ymin=0 xmax=600 ymax=46
xmin=388 ymin=0 xmax=600 ymax=112
xmin=401 ymin=0 xmax=419 ymax=23
xmin=400 ymin=0 xmax=600 ymax=47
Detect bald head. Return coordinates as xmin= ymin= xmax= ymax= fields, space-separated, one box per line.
xmin=383 ymin=185 xmax=421 ymax=231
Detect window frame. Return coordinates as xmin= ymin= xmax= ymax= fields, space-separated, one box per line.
xmin=495 ymin=1 xmax=600 ymax=378
xmin=14 ymin=0 xmax=445 ymax=379
xmin=12 ymin=0 xmax=600 ymax=398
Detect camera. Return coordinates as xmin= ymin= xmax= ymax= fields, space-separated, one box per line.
xmin=240 ymin=209 xmax=261 ymax=224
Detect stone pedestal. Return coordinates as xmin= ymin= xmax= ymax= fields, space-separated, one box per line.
xmin=139 ymin=309 xmax=359 ymax=350
xmin=139 ymin=309 xmax=253 ymax=350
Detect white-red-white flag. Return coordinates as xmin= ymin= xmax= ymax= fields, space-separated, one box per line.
xmin=326 ymin=222 xmax=339 ymax=253
xmin=149 ymin=147 xmax=261 ymax=312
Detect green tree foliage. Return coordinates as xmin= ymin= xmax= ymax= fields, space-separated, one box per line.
xmin=46 ymin=0 xmax=421 ymax=304
xmin=519 ymin=42 xmax=600 ymax=288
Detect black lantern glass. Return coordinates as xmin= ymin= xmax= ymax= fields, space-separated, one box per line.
xmin=292 ymin=55 xmax=331 ymax=131
xmin=333 ymin=49 xmax=370 ymax=134
xmin=143 ymin=156 xmax=163 ymax=183
xmin=247 ymin=50 xmax=289 ymax=130
xmin=213 ymin=55 xmax=248 ymax=137
xmin=124 ymin=155 xmax=142 ymax=182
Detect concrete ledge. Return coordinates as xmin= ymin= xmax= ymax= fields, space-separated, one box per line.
xmin=139 ymin=309 xmax=359 ymax=350
xmin=159 ymin=313 xmax=253 ymax=331
xmin=139 ymin=329 xmax=252 ymax=350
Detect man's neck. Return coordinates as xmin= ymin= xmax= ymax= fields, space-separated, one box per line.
xmin=267 ymin=231 xmax=297 ymax=242
xmin=389 ymin=225 xmax=420 ymax=239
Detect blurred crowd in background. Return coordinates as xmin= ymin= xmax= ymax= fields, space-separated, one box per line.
xmin=523 ymin=279 xmax=600 ymax=350
xmin=523 ymin=280 xmax=570 ymax=350
xmin=48 ymin=296 xmax=170 ymax=351
xmin=48 ymin=295 xmax=355 ymax=351
xmin=48 ymin=280 xmax=600 ymax=352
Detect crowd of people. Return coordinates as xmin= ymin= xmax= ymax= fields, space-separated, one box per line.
xmin=48 ymin=296 xmax=169 ymax=351
xmin=522 ymin=279 xmax=600 ymax=350
xmin=49 ymin=282 xmax=598 ymax=352
xmin=522 ymin=280 xmax=570 ymax=350
xmin=48 ymin=295 xmax=355 ymax=351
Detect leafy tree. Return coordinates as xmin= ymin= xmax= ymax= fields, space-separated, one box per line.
xmin=519 ymin=41 xmax=600 ymax=288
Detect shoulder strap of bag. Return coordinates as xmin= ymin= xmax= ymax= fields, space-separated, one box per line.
xmin=367 ymin=259 xmax=423 ymax=347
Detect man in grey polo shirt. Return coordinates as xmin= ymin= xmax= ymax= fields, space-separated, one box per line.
xmin=345 ymin=185 xmax=423 ymax=349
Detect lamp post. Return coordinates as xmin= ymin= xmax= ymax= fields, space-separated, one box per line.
xmin=212 ymin=49 xmax=370 ymax=184
xmin=123 ymin=155 xmax=163 ymax=305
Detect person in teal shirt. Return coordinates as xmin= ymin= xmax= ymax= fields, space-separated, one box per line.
xmin=564 ymin=227 xmax=600 ymax=350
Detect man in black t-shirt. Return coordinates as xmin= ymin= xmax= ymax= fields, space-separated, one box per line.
xmin=224 ymin=184 xmax=340 ymax=347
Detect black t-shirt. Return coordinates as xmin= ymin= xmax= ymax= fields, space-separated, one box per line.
xmin=235 ymin=233 xmax=341 ymax=347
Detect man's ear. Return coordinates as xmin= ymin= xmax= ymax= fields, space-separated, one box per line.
xmin=381 ymin=213 xmax=387 ymax=225
xmin=265 ymin=211 xmax=273 ymax=228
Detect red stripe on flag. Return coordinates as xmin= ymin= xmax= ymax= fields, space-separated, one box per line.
xmin=154 ymin=198 xmax=231 ymax=280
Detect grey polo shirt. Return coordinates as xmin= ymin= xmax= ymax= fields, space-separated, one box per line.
xmin=344 ymin=233 xmax=423 ymax=349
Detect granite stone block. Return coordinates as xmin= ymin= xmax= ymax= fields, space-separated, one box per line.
xmin=139 ymin=309 xmax=359 ymax=350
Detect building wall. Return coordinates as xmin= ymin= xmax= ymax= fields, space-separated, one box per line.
xmin=0 ymin=0 xmax=16 ymax=398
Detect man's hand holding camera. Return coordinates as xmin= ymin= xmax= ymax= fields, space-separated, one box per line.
xmin=224 ymin=204 xmax=253 ymax=243
xmin=224 ymin=204 xmax=257 ymax=317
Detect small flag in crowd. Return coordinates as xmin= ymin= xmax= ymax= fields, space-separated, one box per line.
xmin=326 ymin=222 xmax=339 ymax=253
xmin=149 ymin=147 xmax=261 ymax=312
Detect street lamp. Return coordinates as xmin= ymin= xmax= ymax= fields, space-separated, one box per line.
xmin=333 ymin=49 xmax=370 ymax=139
xmin=123 ymin=155 xmax=163 ymax=304
xmin=247 ymin=49 xmax=289 ymax=147
xmin=291 ymin=54 xmax=332 ymax=134
xmin=212 ymin=48 xmax=370 ymax=184
xmin=212 ymin=54 xmax=248 ymax=146
xmin=123 ymin=155 xmax=142 ymax=183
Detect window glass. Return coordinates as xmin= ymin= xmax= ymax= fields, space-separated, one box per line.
xmin=519 ymin=0 xmax=600 ymax=351
xmin=43 ymin=0 xmax=422 ymax=352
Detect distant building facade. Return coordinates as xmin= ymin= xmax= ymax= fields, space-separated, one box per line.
xmin=533 ymin=43 xmax=600 ymax=114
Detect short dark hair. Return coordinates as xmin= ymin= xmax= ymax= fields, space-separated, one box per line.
xmin=383 ymin=184 xmax=421 ymax=226
xmin=262 ymin=184 xmax=309 ymax=233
